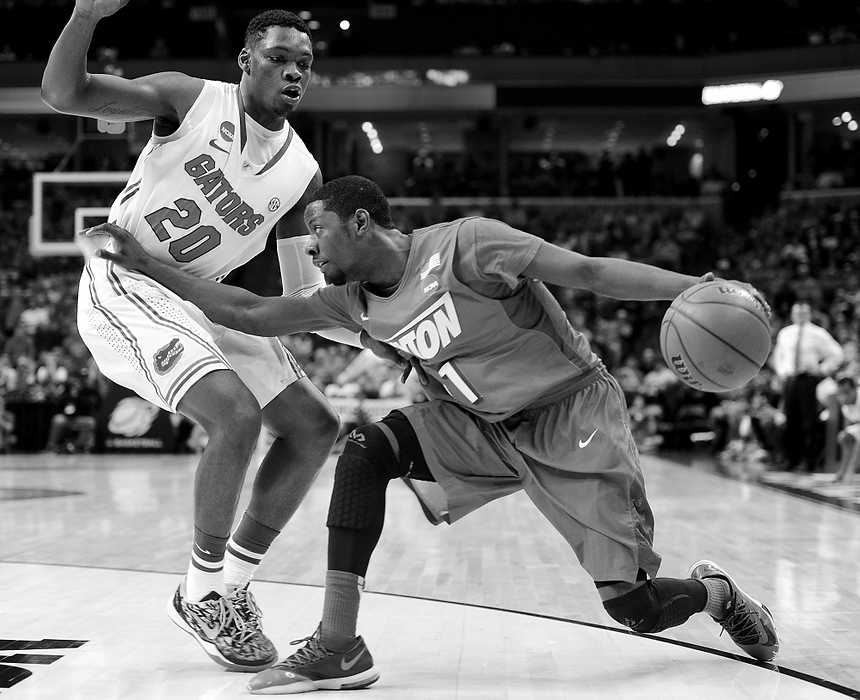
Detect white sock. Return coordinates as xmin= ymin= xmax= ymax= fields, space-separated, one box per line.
xmin=223 ymin=537 xmax=263 ymax=590
xmin=702 ymin=577 xmax=731 ymax=618
xmin=186 ymin=559 xmax=225 ymax=601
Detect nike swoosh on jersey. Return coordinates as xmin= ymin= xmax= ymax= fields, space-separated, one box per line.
xmin=339 ymin=647 xmax=366 ymax=671
xmin=578 ymin=428 xmax=598 ymax=449
xmin=209 ymin=139 xmax=230 ymax=155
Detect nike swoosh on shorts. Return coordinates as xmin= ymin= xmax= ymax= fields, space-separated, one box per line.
xmin=578 ymin=428 xmax=598 ymax=448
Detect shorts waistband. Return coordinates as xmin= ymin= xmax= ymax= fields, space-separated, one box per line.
xmin=502 ymin=364 xmax=603 ymax=429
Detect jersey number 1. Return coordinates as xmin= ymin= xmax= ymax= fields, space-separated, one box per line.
xmin=438 ymin=361 xmax=481 ymax=404
xmin=144 ymin=198 xmax=221 ymax=263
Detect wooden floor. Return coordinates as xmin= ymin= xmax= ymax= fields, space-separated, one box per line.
xmin=0 ymin=449 xmax=858 ymax=698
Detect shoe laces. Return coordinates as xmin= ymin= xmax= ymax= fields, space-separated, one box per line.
xmin=231 ymin=587 xmax=263 ymax=631
xmin=279 ymin=630 xmax=332 ymax=668
xmin=720 ymin=596 xmax=762 ymax=645
xmin=191 ymin=595 xmax=256 ymax=647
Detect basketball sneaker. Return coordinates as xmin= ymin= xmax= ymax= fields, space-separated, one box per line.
xmin=167 ymin=581 xmax=276 ymax=672
xmin=228 ymin=584 xmax=278 ymax=665
xmin=247 ymin=626 xmax=379 ymax=694
xmin=688 ymin=560 xmax=779 ymax=661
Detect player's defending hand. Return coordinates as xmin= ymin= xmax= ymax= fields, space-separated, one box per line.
xmin=79 ymin=222 xmax=152 ymax=273
xmin=74 ymin=0 xmax=131 ymax=20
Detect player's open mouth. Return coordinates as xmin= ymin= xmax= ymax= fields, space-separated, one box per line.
xmin=281 ymin=86 xmax=302 ymax=100
xmin=312 ymin=259 xmax=326 ymax=269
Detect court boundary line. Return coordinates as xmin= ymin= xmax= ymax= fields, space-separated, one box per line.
xmin=654 ymin=452 xmax=860 ymax=517
xmin=1 ymin=560 xmax=857 ymax=698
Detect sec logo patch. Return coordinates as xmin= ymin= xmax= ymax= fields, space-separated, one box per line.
xmin=269 ymin=197 xmax=281 ymax=212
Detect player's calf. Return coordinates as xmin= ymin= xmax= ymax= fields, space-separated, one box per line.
xmin=602 ymin=578 xmax=707 ymax=634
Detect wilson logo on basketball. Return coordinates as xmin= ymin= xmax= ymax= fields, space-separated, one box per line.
xmin=388 ymin=292 xmax=461 ymax=360
xmin=153 ymin=338 xmax=184 ymax=375
xmin=219 ymin=121 xmax=235 ymax=142
xmin=670 ymin=354 xmax=702 ymax=388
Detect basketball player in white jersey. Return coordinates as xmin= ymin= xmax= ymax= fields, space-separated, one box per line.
xmin=41 ymin=1 xmax=384 ymax=672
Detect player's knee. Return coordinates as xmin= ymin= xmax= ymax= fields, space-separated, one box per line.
xmin=212 ymin=389 xmax=261 ymax=444
xmin=326 ymin=423 xmax=397 ymax=530
xmin=602 ymin=579 xmax=702 ymax=634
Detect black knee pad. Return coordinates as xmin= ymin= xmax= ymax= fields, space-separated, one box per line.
xmin=602 ymin=579 xmax=705 ymax=634
xmin=326 ymin=424 xmax=398 ymax=530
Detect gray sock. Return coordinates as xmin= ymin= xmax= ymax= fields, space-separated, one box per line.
xmin=702 ymin=577 xmax=731 ymax=619
xmin=320 ymin=570 xmax=363 ymax=651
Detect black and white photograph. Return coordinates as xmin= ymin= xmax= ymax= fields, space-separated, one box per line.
xmin=0 ymin=1 xmax=858 ymax=698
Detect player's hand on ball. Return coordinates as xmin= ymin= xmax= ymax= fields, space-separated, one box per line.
xmin=79 ymin=222 xmax=150 ymax=272
xmin=74 ymin=0 xmax=130 ymax=20
xmin=728 ymin=280 xmax=772 ymax=321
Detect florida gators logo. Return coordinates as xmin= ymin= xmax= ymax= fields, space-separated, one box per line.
xmin=153 ymin=338 xmax=184 ymax=375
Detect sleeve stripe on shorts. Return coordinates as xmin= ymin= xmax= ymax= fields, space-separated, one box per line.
xmin=85 ymin=262 xmax=169 ymax=407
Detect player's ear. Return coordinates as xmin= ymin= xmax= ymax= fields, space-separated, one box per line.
xmin=238 ymin=47 xmax=251 ymax=75
xmin=353 ymin=209 xmax=371 ymax=238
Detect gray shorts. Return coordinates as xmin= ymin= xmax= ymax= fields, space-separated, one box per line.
xmin=399 ymin=368 xmax=661 ymax=583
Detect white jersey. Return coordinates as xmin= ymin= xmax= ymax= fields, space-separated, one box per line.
xmin=108 ymin=80 xmax=318 ymax=281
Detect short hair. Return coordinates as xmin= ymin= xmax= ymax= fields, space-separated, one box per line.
xmin=312 ymin=176 xmax=394 ymax=228
xmin=245 ymin=10 xmax=311 ymax=48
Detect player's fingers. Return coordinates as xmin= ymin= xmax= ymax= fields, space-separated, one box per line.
xmin=95 ymin=249 xmax=120 ymax=263
xmin=400 ymin=364 xmax=413 ymax=384
xmin=411 ymin=358 xmax=429 ymax=386
xmin=79 ymin=224 xmax=110 ymax=238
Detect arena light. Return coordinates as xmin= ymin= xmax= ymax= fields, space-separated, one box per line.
xmin=701 ymin=79 xmax=784 ymax=105
xmin=361 ymin=120 xmax=383 ymax=154
xmin=425 ymin=69 xmax=470 ymax=87
xmin=339 ymin=19 xmax=350 ymax=31
xmin=833 ymin=116 xmax=843 ymax=126
xmin=842 ymin=111 xmax=853 ymax=122
xmin=666 ymin=123 xmax=685 ymax=147
xmin=850 ymin=120 xmax=859 ymax=132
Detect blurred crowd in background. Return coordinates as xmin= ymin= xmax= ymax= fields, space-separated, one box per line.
xmin=2 ymin=140 xmax=859 ymax=477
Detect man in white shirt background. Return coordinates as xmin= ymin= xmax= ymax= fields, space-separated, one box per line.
xmin=771 ymin=302 xmax=844 ymax=471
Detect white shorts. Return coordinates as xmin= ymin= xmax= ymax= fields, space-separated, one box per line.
xmin=77 ymin=258 xmax=304 ymax=412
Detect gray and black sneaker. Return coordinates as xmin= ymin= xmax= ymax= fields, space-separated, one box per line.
xmin=247 ymin=626 xmax=378 ymax=694
xmin=167 ymin=581 xmax=276 ymax=672
xmin=228 ymin=584 xmax=278 ymax=666
xmin=689 ymin=560 xmax=779 ymax=661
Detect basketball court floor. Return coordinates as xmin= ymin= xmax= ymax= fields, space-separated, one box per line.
xmin=1 ymin=448 xmax=858 ymax=699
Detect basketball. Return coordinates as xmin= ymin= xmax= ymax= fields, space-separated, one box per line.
xmin=660 ymin=281 xmax=772 ymax=392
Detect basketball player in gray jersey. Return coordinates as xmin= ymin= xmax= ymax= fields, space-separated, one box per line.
xmin=88 ymin=176 xmax=779 ymax=694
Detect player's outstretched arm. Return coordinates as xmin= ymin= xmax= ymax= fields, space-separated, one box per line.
xmin=41 ymin=0 xmax=202 ymax=122
xmin=81 ymin=224 xmax=334 ymax=337
xmin=275 ymin=170 xmax=366 ymax=349
xmin=523 ymin=241 xmax=710 ymax=301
